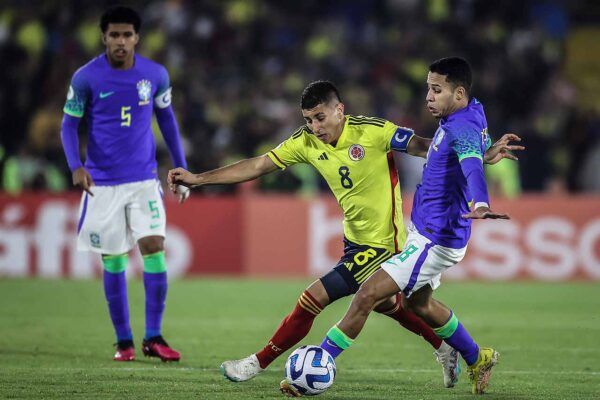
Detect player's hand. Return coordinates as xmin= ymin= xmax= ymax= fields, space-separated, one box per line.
xmin=72 ymin=167 xmax=94 ymax=196
xmin=167 ymin=167 xmax=197 ymax=193
xmin=462 ymin=206 xmax=510 ymax=220
xmin=175 ymin=184 xmax=190 ymax=204
xmin=484 ymin=133 xmax=525 ymax=165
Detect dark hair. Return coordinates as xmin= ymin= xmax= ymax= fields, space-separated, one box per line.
xmin=429 ymin=57 xmax=472 ymax=96
xmin=100 ymin=6 xmax=141 ymax=33
xmin=301 ymin=80 xmax=342 ymax=109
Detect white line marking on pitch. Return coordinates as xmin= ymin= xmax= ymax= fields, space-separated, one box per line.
xmin=97 ymin=367 xmax=599 ymax=376
xmin=343 ymin=368 xmax=600 ymax=376
xmin=29 ymin=367 xmax=600 ymax=376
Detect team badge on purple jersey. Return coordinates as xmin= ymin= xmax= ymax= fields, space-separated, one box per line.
xmin=432 ymin=129 xmax=445 ymax=151
xmin=348 ymin=144 xmax=365 ymax=161
xmin=137 ymin=79 xmax=152 ymax=105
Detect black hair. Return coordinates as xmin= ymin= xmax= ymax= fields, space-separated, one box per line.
xmin=100 ymin=6 xmax=141 ymax=33
xmin=429 ymin=57 xmax=472 ymax=96
xmin=301 ymin=80 xmax=342 ymax=109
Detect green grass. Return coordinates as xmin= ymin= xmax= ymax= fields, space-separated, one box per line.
xmin=1 ymin=279 xmax=599 ymax=399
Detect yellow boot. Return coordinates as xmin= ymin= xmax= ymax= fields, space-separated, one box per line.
xmin=467 ymin=347 xmax=499 ymax=394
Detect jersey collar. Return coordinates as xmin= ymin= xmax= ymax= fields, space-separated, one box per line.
xmin=102 ymin=53 xmax=138 ymax=70
xmin=327 ymin=116 xmax=350 ymax=148
xmin=440 ymin=97 xmax=481 ymax=126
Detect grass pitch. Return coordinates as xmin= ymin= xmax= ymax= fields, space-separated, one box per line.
xmin=1 ymin=279 xmax=599 ymax=399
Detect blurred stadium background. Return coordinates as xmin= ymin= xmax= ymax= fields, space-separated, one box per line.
xmin=0 ymin=0 xmax=598 ymax=280
xmin=0 ymin=1 xmax=599 ymax=398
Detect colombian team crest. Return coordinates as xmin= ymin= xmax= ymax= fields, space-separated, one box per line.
xmin=137 ymin=79 xmax=152 ymax=105
xmin=348 ymin=144 xmax=365 ymax=161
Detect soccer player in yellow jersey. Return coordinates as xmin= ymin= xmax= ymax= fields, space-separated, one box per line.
xmin=168 ymin=81 xmax=514 ymax=389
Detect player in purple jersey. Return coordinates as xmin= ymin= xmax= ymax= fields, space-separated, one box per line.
xmin=318 ymin=57 xmax=524 ymax=396
xmin=60 ymin=6 xmax=188 ymax=362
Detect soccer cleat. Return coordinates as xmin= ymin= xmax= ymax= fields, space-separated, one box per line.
xmin=220 ymin=354 xmax=264 ymax=382
xmin=141 ymin=336 xmax=181 ymax=362
xmin=434 ymin=341 xmax=461 ymax=388
xmin=279 ymin=379 xmax=302 ymax=397
xmin=468 ymin=347 xmax=499 ymax=394
xmin=113 ymin=340 xmax=135 ymax=361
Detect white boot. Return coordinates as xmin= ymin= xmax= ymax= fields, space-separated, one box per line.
xmin=434 ymin=342 xmax=461 ymax=388
xmin=220 ymin=354 xmax=264 ymax=382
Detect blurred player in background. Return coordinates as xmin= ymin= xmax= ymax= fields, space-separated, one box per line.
xmin=168 ymin=80 xmax=517 ymax=388
xmin=319 ymin=57 xmax=523 ymax=396
xmin=60 ymin=6 xmax=189 ymax=362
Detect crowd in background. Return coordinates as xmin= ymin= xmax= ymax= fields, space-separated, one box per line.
xmin=0 ymin=0 xmax=599 ymax=196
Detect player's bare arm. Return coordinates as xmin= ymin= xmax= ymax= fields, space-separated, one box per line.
xmin=168 ymin=154 xmax=278 ymax=193
xmin=483 ymin=133 xmax=524 ymax=165
xmin=72 ymin=167 xmax=95 ymax=196
xmin=406 ymin=135 xmax=432 ymax=158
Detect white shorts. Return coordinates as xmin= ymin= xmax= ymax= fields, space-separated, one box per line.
xmin=381 ymin=225 xmax=467 ymax=297
xmin=76 ymin=179 xmax=166 ymax=254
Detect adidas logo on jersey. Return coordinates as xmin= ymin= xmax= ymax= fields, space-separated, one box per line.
xmin=317 ymin=153 xmax=329 ymax=160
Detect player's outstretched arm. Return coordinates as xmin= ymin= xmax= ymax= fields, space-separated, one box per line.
xmin=391 ymin=126 xmax=431 ymax=158
xmin=484 ymin=133 xmax=525 ymax=165
xmin=167 ymin=155 xmax=279 ymax=193
xmin=406 ymin=135 xmax=432 ymax=158
xmin=462 ymin=206 xmax=510 ymax=220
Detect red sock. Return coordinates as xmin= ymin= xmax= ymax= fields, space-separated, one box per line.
xmin=255 ymin=291 xmax=323 ymax=369
xmin=379 ymin=293 xmax=442 ymax=349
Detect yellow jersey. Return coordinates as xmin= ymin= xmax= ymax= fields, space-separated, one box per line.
xmin=267 ymin=115 xmax=407 ymax=253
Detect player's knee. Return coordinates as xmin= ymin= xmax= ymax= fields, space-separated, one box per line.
xmin=307 ymin=280 xmax=331 ymax=307
xmin=138 ymin=236 xmax=164 ymax=254
xmin=352 ymin=283 xmax=379 ymax=313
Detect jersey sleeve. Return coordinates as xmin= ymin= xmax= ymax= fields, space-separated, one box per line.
xmin=449 ymin=127 xmax=490 ymax=206
xmin=154 ymin=65 xmax=172 ymax=109
xmin=485 ymin=132 xmax=492 ymax=151
xmin=449 ymin=127 xmax=485 ymax=161
xmin=266 ymin=128 xmax=307 ymax=170
xmin=63 ymin=69 xmax=90 ymax=118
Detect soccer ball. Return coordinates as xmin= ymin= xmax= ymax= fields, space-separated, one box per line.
xmin=284 ymin=345 xmax=336 ymax=396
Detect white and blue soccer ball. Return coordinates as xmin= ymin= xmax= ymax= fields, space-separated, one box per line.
xmin=284 ymin=345 xmax=336 ymax=396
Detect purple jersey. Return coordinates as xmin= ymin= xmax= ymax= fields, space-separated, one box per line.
xmin=411 ymin=98 xmax=492 ymax=248
xmin=63 ymin=54 xmax=178 ymax=185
